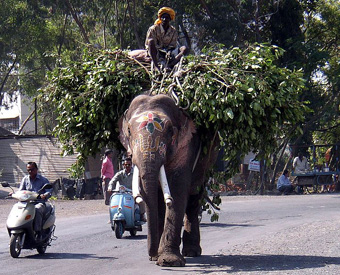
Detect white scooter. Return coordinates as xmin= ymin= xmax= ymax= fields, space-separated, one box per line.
xmin=1 ymin=182 xmax=57 ymax=258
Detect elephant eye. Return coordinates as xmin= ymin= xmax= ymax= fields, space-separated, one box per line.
xmin=166 ymin=125 xmax=175 ymax=142
xmin=128 ymin=127 xmax=131 ymax=136
xmin=168 ymin=126 xmax=173 ymax=136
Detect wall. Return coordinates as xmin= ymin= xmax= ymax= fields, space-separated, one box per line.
xmin=0 ymin=135 xmax=77 ymax=185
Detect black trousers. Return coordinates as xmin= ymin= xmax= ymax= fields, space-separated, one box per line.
xmin=278 ymin=185 xmax=294 ymax=195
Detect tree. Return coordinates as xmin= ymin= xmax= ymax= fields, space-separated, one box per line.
xmin=41 ymin=44 xmax=306 ymax=175
xmin=279 ymin=0 xmax=340 ymax=147
xmin=2 ymin=0 xmax=338 ymax=187
xmin=0 ymin=0 xmax=56 ymax=106
xmin=269 ymin=0 xmax=340 ymax=185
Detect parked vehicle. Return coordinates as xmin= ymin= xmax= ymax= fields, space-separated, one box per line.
xmin=109 ymin=185 xmax=145 ymax=239
xmin=1 ymin=182 xmax=57 ymax=258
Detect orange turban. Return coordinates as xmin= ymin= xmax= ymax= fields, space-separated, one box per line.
xmin=154 ymin=7 xmax=175 ymax=25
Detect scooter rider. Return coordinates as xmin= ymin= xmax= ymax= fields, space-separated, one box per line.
xmin=19 ymin=162 xmax=52 ymax=241
xmin=108 ymin=157 xmax=146 ymax=222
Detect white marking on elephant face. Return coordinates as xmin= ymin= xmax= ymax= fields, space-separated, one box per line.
xmin=138 ymin=134 xmax=159 ymax=161
xmin=133 ymin=138 xmax=139 ymax=151
xmin=159 ymin=142 xmax=166 ymax=158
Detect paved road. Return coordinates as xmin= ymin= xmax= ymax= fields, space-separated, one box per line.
xmin=1 ymin=194 xmax=340 ymax=275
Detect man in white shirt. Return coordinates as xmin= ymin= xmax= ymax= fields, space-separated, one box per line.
xmin=293 ymin=152 xmax=309 ymax=173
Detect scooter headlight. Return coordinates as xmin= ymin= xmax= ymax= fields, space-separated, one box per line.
xmin=13 ymin=191 xmax=31 ymax=201
xmin=20 ymin=193 xmax=30 ymax=201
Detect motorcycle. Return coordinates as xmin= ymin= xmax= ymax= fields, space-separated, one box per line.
xmin=109 ymin=184 xmax=145 ymax=239
xmin=1 ymin=182 xmax=57 ymax=258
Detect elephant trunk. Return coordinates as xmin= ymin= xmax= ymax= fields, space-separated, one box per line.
xmin=136 ymin=163 xmax=173 ymax=258
xmin=139 ymin=169 xmax=161 ymax=258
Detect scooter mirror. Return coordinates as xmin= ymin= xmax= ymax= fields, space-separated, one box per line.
xmin=1 ymin=182 xmax=10 ymax=188
xmin=38 ymin=183 xmax=53 ymax=193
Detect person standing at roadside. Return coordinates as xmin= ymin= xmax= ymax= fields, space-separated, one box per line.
xmin=101 ymin=149 xmax=114 ymax=205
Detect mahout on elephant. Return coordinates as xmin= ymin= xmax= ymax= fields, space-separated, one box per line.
xmin=119 ymin=94 xmax=219 ymax=266
xmin=128 ymin=7 xmax=187 ymax=72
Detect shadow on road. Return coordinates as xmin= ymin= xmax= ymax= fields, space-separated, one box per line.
xmin=200 ymin=223 xmax=261 ymax=228
xmin=26 ymin=253 xmax=116 ymax=260
xmin=185 ymin=254 xmax=340 ymax=273
xmin=123 ymin=235 xmax=147 ymax=240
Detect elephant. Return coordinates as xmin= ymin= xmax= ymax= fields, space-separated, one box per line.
xmin=119 ymin=94 xmax=219 ymax=267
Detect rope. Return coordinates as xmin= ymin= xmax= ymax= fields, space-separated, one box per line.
xmin=192 ymin=141 xmax=202 ymax=172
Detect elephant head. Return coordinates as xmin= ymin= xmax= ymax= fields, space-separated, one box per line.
xmin=119 ymin=94 xmax=200 ymax=265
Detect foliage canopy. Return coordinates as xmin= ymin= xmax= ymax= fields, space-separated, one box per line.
xmin=42 ymin=43 xmax=306 ymax=174
xmin=2 ymin=0 xmax=338 ymax=182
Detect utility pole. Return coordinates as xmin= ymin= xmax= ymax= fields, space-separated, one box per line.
xmin=34 ymin=98 xmax=37 ymax=134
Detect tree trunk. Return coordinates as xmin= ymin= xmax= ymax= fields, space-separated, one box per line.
xmin=127 ymin=0 xmax=143 ymax=49
xmin=64 ymin=0 xmax=90 ymax=44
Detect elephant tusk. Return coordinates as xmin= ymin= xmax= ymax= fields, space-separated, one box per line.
xmin=132 ymin=166 xmax=143 ymax=203
xmin=159 ymin=165 xmax=173 ymax=207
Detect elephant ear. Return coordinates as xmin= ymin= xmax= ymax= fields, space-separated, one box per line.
xmin=176 ymin=110 xmax=196 ymax=151
xmin=118 ymin=116 xmax=129 ymax=151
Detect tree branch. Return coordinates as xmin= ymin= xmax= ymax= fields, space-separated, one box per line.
xmin=314 ymin=122 xmax=340 ymax=132
xmin=0 ymin=56 xmax=18 ymax=105
xmin=64 ymin=0 xmax=90 ymax=44
xmin=297 ymin=94 xmax=337 ymax=142
xmin=58 ymin=14 xmax=69 ymax=56
xmin=127 ymin=0 xmax=142 ymax=49
xmin=18 ymin=107 xmax=35 ymax=135
xmin=200 ymin=0 xmax=213 ymax=18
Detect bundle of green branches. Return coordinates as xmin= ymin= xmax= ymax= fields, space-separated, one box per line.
xmin=151 ymin=45 xmax=306 ymax=172
xmin=42 ymin=48 xmax=150 ymax=158
xmin=41 ymin=44 xmax=306 ymax=174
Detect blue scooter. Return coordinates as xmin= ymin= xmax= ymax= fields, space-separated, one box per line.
xmin=109 ymin=185 xmax=144 ymax=239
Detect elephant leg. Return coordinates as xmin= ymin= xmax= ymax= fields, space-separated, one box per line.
xmin=156 ymin=185 xmax=187 ymax=267
xmin=182 ymin=193 xmax=202 ymax=257
xmin=156 ymin=205 xmax=186 ymax=267
xmin=149 ymin=188 xmax=166 ymax=261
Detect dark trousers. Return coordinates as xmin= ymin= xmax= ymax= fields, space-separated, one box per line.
xmin=34 ymin=202 xmax=46 ymax=232
xmin=278 ymin=185 xmax=294 ymax=195
xmin=102 ymin=178 xmax=112 ymax=205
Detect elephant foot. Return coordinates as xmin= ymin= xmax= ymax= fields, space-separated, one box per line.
xmin=156 ymin=252 xmax=186 ymax=267
xmin=182 ymin=245 xmax=202 ymax=257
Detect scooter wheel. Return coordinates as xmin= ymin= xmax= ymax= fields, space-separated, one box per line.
xmin=114 ymin=221 xmax=124 ymax=239
xmin=9 ymin=234 xmax=22 ymax=258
